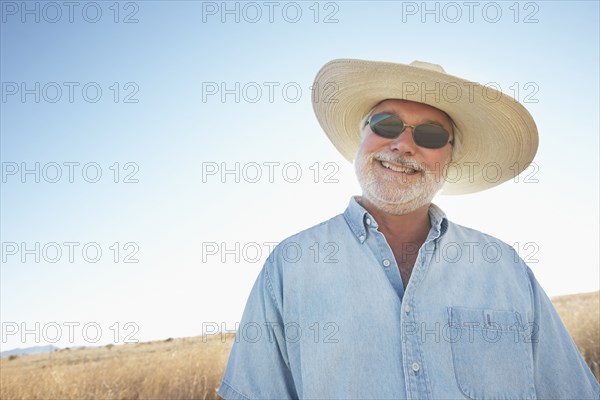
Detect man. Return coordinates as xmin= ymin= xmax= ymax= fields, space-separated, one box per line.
xmin=218 ymin=59 xmax=599 ymax=399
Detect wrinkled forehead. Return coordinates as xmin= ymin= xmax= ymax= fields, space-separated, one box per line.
xmin=370 ymin=99 xmax=454 ymax=124
xmin=363 ymin=99 xmax=455 ymax=134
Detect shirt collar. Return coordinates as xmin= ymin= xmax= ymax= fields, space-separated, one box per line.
xmin=343 ymin=196 xmax=449 ymax=244
xmin=343 ymin=196 xmax=371 ymax=243
xmin=428 ymin=202 xmax=449 ymax=240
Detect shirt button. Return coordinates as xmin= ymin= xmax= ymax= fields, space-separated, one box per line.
xmin=382 ymin=259 xmax=391 ymax=267
xmin=412 ymin=362 xmax=420 ymax=372
xmin=404 ymin=304 xmax=410 ymax=313
xmin=366 ymin=218 xmax=371 ymax=225
xmin=359 ymin=235 xmax=365 ymax=242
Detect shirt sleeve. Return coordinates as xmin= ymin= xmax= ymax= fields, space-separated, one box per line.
xmin=218 ymin=261 xmax=299 ymax=400
xmin=525 ymin=266 xmax=600 ymax=398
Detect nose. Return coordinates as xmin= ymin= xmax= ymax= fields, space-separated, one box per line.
xmin=389 ymin=126 xmax=417 ymax=155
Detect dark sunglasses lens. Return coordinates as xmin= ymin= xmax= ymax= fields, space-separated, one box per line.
xmin=413 ymin=124 xmax=450 ymax=149
xmin=370 ymin=114 xmax=404 ymax=138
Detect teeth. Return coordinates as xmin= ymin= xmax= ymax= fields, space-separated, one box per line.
xmin=381 ymin=161 xmax=417 ymax=174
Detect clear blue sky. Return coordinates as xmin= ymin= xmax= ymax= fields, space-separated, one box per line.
xmin=1 ymin=1 xmax=598 ymax=350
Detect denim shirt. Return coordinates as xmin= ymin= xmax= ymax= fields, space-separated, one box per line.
xmin=218 ymin=196 xmax=599 ymax=399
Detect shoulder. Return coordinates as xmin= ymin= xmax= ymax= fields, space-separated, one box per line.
xmin=440 ymin=219 xmax=538 ymax=315
xmin=275 ymin=213 xmax=348 ymax=249
xmin=444 ymin=219 xmax=521 ymax=255
xmin=442 ymin=219 xmax=533 ymax=282
xmin=264 ymin=214 xmax=346 ymax=280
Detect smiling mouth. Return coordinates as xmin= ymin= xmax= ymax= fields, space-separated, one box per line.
xmin=379 ymin=160 xmax=419 ymax=175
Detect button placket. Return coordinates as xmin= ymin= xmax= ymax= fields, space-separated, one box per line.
xmin=400 ymin=238 xmax=439 ymax=398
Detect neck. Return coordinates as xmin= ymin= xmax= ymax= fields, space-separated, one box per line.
xmin=357 ymin=196 xmax=432 ymax=245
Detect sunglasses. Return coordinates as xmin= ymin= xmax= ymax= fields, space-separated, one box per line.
xmin=367 ymin=113 xmax=453 ymax=149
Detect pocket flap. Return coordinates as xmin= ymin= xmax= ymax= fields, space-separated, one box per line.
xmin=449 ymin=306 xmax=522 ymax=331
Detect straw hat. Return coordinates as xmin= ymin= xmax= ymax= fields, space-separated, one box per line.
xmin=311 ymin=59 xmax=539 ymax=195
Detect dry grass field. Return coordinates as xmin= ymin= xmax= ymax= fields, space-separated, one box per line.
xmin=551 ymin=291 xmax=600 ymax=380
xmin=0 ymin=335 xmax=233 ymax=400
xmin=1 ymin=292 xmax=598 ymax=400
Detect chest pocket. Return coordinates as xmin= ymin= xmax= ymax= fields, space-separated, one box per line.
xmin=448 ymin=306 xmax=536 ymax=400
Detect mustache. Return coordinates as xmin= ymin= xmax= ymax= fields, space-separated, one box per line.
xmin=372 ymin=153 xmax=426 ymax=172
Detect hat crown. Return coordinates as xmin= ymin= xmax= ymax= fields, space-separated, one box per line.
xmin=409 ymin=60 xmax=446 ymax=73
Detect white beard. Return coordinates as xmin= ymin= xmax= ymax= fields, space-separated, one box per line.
xmin=354 ymin=151 xmax=448 ymax=215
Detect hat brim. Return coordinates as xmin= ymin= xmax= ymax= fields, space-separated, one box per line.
xmin=312 ymin=59 xmax=538 ymax=195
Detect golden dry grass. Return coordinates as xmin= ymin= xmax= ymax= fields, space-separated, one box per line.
xmin=0 ymin=334 xmax=233 ymax=400
xmin=1 ymin=292 xmax=598 ymax=399
xmin=551 ymin=291 xmax=600 ymax=381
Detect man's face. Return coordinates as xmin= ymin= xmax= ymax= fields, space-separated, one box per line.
xmin=354 ymin=99 xmax=454 ymax=215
